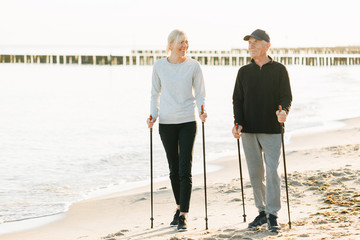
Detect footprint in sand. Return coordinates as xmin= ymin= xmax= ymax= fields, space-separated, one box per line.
xmin=213 ymin=233 xmax=233 ymax=239
xmin=289 ymin=180 xmax=303 ymax=186
xmin=230 ymin=198 xmax=242 ymax=202
xmin=134 ymin=197 xmax=147 ymax=202
xmin=103 ymin=229 xmax=130 ymax=239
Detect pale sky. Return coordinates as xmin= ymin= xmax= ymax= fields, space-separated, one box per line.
xmin=1 ymin=0 xmax=359 ymax=50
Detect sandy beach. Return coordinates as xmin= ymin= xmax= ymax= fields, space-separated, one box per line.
xmin=1 ymin=117 xmax=360 ymax=240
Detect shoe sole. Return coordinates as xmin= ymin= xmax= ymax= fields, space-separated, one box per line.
xmin=248 ymin=222 xmax=267 ymax=229
xmin=268 ymin=228 xmax=281 ymax=233
xmin=177 ymin=228 xmax=187 ymax=232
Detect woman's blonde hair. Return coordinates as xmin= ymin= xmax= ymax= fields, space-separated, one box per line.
xmin=167 ymin=29 xmax=187 ymax=55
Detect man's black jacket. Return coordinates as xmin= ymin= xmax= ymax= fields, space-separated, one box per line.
xmin=233 ymin=57 xmax=292 ymax=134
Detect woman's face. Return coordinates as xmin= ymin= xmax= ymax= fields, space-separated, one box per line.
xmin=171 ymin=35 xmax=189 ymax=57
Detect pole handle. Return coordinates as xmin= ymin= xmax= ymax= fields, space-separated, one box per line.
xmin=149 ymin=115 xmax=153 ymax=131
xmin=201 ymin=105 xmax=204 ymax=114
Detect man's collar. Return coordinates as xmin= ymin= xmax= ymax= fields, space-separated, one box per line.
xmin=251 ymin=55 xmax=273 ymax=65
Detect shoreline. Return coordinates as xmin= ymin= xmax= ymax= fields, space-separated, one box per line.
xmin=1 ymin=117 xmax=360 ymax=239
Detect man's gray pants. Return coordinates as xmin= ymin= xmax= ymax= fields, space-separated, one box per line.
xmin=242 ymin=133 xmax=281 ymax=217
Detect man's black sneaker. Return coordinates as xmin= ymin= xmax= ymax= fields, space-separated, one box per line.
xmin=248 ymin=211 xmax=267 ymax=229
xmin=177 ymin=215 xmax=188 ymax=232
xmin=170 ymin=209 xmax=180 ymax=226
xmin=267 ymin=214 xmax=281 ymax=232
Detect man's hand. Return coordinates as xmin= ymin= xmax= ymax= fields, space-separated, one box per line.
xmin=276 ymin=108 xmax=287 ymax=124
xmin=232 ymin=124 xmax=242 ymax=139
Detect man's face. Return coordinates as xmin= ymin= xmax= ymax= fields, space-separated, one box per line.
xmin=248 ymin=37 xmax=269 ymax=58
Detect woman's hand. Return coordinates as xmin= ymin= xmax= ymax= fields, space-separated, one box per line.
xmin=200 ymin=112 xmax=208 ymax=123
xmin=147 ymin=117 xmax=156 ymax=128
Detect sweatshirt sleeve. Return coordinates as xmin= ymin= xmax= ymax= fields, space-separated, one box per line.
xmin=192 ymin=62 xmax=206 ymax=114
xmin=279 ymin=66 xmax=292 ymax=114
xmin=232 ymin=68 xmax=244 ymax=126
xmin=150 ymin=64 xmax=161 ymax=119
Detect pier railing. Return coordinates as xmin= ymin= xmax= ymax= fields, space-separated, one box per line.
xmin=1 ymin=48 xmax=360 ymax=66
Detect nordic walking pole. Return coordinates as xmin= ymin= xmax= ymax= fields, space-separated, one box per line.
xmin=279 ymin=105 xmax=291 ymax=229
xmin=201 ymin=105 xmax=208 ymax=230
xmin=149 ymin=115 xmax=154 ymax=228
xmin=236 ymin=123 xmax=246 ymax=222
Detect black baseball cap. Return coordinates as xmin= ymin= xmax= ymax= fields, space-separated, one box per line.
xmin=244 ymin=29 xmax=270 ymax=42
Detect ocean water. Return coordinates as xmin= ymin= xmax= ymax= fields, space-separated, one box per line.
xmin=0 ymin=63 xmax=360 ymax=229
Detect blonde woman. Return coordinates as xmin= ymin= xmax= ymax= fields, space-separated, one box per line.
xmin=147 ymin=29 xmax=207 ymax=231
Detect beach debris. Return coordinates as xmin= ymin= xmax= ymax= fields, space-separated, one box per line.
xmin=286 ymin=167 xmax=360 ymax=239
xmin=299 ymin=233 xmax=310 ymax=237
xmin=326 ymin=144 xmax=360 ymax=157
xmin=292 ymin=220 xmax=308 ymax=226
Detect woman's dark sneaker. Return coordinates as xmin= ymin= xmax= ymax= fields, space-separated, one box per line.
xmin=248 ymin=211 xmax=267 ymax=229
xmin=170 ymin=209 xmax=180 ymax=226
xmin=267 ymin=214 xmax=281 ymax=232
xmin=177 ymin=215 xmax=188 ymax=232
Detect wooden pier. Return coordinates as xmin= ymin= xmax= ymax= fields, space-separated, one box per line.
xmin=1 ymin=47 xmax=360 ymax=66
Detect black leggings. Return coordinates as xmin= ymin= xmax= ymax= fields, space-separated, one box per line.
xmin=159 ymin=121 xmax=197 ymax=213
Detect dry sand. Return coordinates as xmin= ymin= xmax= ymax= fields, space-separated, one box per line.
xmin=1 ymin=118 xmax=360 ymax=240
